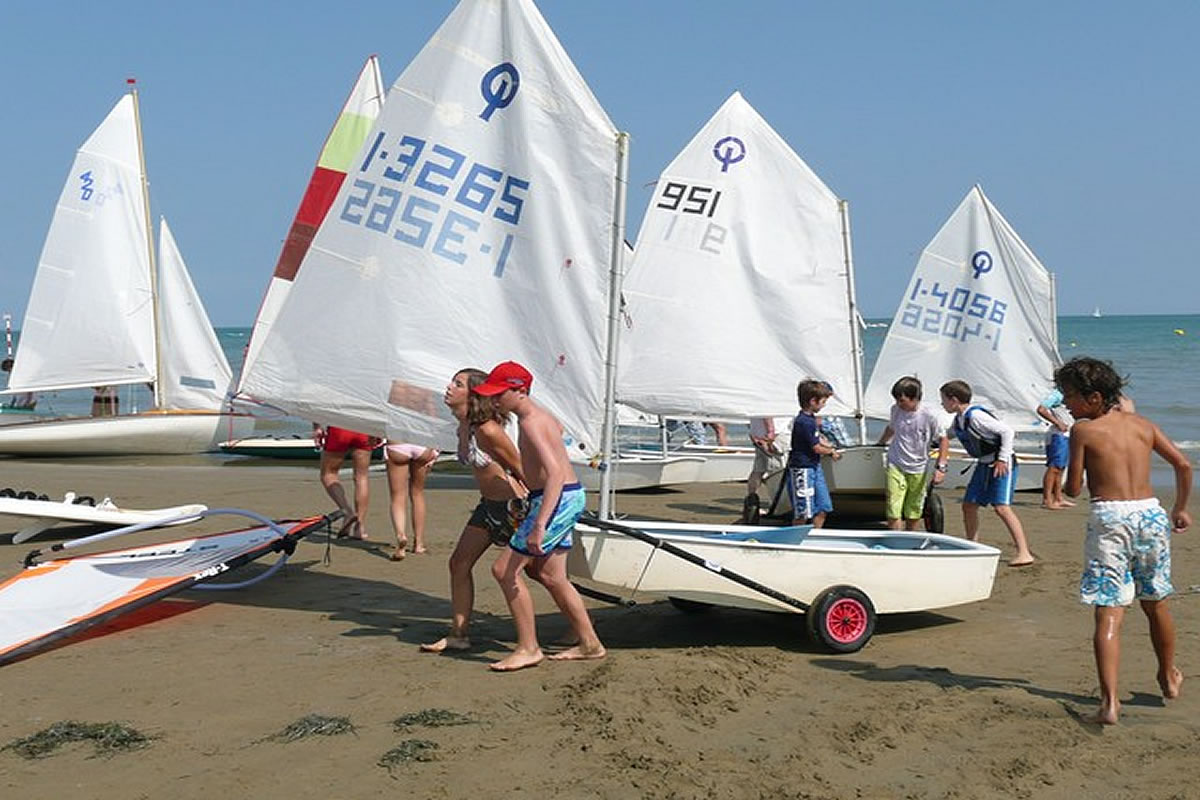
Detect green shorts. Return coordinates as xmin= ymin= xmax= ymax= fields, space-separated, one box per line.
xmin=885 ymin=465 xmax=930 ymax=520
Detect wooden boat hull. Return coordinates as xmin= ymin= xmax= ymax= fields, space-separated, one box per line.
xmin=569 ymin=520 xmax=999 ymax=615
xmin=0 ymin=412 xmax=255 ymax=455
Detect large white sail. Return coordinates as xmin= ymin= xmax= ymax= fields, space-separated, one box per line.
xmin=617 ymin=91 xmax=860 ymax=420
xmin=8 ymin=94 xmax=156 ymax=394
xmin=156 ymin=218 xmax=234 ymax=410
xmin=238 ymin=0 xmax=620 ymax=453
xmin=863 ymin=185 xmax=1059 ymax=431
xmin=241 ymin=56 xmax=386 ymax=380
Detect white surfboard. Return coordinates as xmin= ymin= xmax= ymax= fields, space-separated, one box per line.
xmin=1 ymin=493 xmax=207 ymax=544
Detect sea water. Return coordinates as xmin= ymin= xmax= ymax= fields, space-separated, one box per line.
xmin=4 ymin=315 xmax=1198 ymax=485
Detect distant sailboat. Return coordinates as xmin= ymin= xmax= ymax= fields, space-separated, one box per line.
xmin=0 ymin=88 xmax=252 ymax=455
xmin=1092 ymin=306 xmax=1102 ymax=318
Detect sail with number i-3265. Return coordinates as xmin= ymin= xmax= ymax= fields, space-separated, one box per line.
xmin=0 ymin=88 xmax=253 ymax=455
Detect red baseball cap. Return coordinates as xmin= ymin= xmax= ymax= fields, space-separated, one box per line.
xmin=473 ymin=361 xmax=533 ymax=396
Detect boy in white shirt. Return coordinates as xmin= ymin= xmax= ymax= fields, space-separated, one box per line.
xmin=876 ymin=376 xmax=949 ymax=530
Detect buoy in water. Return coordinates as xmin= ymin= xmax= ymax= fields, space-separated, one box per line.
xmin=1174 ymin=329 xmax=1185 ymax=336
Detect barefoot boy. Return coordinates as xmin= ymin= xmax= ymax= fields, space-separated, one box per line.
xmin=939 ymin=380 xmax=1035 ymax=566
xmin=1056 ymin=357 xmax=1192 ymax=724
xmin=474 ymin=361 xmax=605 ymax=672
xmin=786 ymin=379 xmax=842 ymax=528
xmin=877 ymin=376 xmax=949 ymax=531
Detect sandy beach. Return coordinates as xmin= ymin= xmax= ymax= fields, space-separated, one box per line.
xmin=2 ymin=459 xmax=1199 ymax=799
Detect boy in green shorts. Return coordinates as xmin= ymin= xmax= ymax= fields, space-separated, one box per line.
xmin=876 ymin=376 xmax=949 ymax=530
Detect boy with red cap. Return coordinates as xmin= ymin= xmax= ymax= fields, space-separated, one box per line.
xmin=473 ymin=361 xmax=605 ymax=671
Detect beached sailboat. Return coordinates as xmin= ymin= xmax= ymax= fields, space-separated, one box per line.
xmin=616 ymin=91 xmax=866 ymax=484
xmin=836 ymin=184 xmax=1061 ymax=493
xmin=0 ymin=89 xmax=251 ymax=455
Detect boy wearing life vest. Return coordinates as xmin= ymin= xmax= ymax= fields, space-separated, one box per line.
xmin=939 ymin=380 xmax=1035 ymax=566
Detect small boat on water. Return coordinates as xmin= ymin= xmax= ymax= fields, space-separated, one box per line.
xmin=570 ymin=516 xmax=1000 ymax=652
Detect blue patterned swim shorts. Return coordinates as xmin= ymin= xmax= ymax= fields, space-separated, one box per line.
xmin=1080 ymin=498 xmax=1173 ymax=606
xmin=509 ymin=483 xmax=585 ymax=557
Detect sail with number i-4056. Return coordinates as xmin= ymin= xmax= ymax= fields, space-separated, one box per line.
xmin=0 ymin=88 xmax=252 ymax=455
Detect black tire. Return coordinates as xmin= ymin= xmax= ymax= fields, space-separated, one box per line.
xmin=923 ymin=490 xmax=945 ymax=534
xmin=668 ymin=597 xmax=715 ymax=614
xmin=805 ymin=585 xmax=876 ymax=653
xmin=73 ymin=495 xmax=96 ymax=506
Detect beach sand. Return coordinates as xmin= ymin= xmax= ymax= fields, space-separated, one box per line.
xmin=2 ymin=460 xmax=1199 ymax=799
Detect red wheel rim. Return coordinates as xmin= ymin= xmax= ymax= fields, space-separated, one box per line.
xmin=824 ymin=597 xmax=868 ymax=644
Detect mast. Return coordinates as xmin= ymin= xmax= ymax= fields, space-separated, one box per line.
xmin=597 ymin=131 xmax=631 ymax=520
xmin=129 ymin=79 xmax=164 ymax=409
xmin=838 ymin=199 xmax=867 ymax=444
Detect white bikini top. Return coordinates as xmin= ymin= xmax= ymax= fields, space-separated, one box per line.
xmin=457 ymin=427 xmax=493 ymax=469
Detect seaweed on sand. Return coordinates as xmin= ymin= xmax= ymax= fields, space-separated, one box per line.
xmin=267 ymin=714 xmax=355 ymax=743
xmin=3 ymin=720 xmax=153 ymax=759
xmin=378 ymin=739 xmax=439 ymax=772
xmin=391 ymin=708 xmax=476 ymax=731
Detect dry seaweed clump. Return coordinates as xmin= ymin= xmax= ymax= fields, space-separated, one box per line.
xmin=267 ymin=714 xmax=355 ymax=743
xmin=3 ymin=720 xmax=153 ymax=759
xmin=378 ymin=739 xmax=439 ymax=772
xmin=391 ymin=708 xmax=476 ymax=731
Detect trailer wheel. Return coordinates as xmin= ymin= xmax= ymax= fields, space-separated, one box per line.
xmin=668 ymin=597 xmax=714 ymax=614
xmin=806 ymin=586 xmax=876 ymax=653
xmin=923 ymin=490 xmax=944 ymax=534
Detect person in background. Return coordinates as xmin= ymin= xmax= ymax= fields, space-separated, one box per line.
xmin=742 ymin=416 xmax=784 ymax=523
xmin=1056 ymin=356 xmax=1191 ymax=725
xmin=315 ymin=423 xmax=378 ymax=540
xmin=876 ymin=376 xmax=949 ymax=531
xmin=786 ymin=379 xmax=841 ymax=527
xmin=0 ymin=358 xmax=35 ymax=409
xmin=1036 ymin=389 xmax=1075 ymax=510
xmin=92 ymin=385 xmax=118 ymax=417
xmin=384 ymin=441 xmax=439 ymax=560
xmin=940 ymin=380 xmax=1034 ymax=567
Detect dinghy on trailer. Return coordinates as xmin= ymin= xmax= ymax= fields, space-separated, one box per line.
xmin=0 ymin=510 xmax=335 ymax=666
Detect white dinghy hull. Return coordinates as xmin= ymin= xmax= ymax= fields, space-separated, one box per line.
xmin=574 ymin=455 xmax=705 ymax=492
xmin=0 ymin=412 xmax=254 ymax=455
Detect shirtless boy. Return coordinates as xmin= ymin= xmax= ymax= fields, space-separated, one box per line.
xmin=474 ymin=361 xmax=605 ymax=672
xmin=1057 ymin=357 xmax=1192 ymax=724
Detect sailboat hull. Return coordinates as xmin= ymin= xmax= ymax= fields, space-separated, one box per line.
xmin=574 ymin=455 xmax=705 ymax=492
xmin=823 ymin=445 xmax=1046 ymax=494
xmin=0 ymin=412 xmax=254 ymax=455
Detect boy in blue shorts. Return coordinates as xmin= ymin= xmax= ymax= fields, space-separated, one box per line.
xmin=1036 ymin=390 xmax=1075 ymax=509
xmin=1057 ymin=357 xmax=1191 ymax=724
xmin=787 ymin=379 xmax=842 ymax=527
xmin=939 ymin=380 xmax=1034 ymax=566
xmin=474 ymin=361 xmax=605 ymax=672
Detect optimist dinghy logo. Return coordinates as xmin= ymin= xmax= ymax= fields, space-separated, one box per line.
xmin=479 ymin=62 xmax=520 ymax=121
xmin=712 ymin=136 xmax=746 ymax=172
xmin=970 ymin=250 xmax=993 ymax=279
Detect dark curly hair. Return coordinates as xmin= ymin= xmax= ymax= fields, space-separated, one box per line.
xmin=1054 ymin=357 xmax=1125 ymax=410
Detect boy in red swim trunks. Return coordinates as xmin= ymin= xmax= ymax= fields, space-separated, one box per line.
xmin=474 ymin=361 xmax=605 ymax=672
xmin=315 ymin=424 xmax=379 ymax=540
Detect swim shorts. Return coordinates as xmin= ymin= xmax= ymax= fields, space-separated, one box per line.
xmin=323 ymin=426 xmax=376 ymax=453
xmin=468 ymin=497 xmax=516 ymax=546
xmin=1080 ymin=498 xmax=1173 ymax=606
xmin=509 ymin=483 xmax=585 ymax=557
xmin=786 ymin=466 xmax=832 ymax=522
xmin=963 ymin=460 xmax=1017 ymax=506
xmin=1045 ymin=432 xmax=1068 ymax=469
xmin=885 ymin=464 xmax=929 ymax=520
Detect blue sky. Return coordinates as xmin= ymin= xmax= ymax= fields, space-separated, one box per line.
xmin=2 ymin=1 xmax=1196 ymax=326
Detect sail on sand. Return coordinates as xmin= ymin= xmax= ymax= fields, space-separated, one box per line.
xmin=238 ymin=0 xmax=623 ymax=464
xmin=862 ymin=185 xmax=1060 ymax=432
xmin=617 ymin=91 xmax=864 ymax=423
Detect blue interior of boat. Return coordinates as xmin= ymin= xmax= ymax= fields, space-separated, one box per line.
xmin=637 ymin=524 xmax=955 ymax=551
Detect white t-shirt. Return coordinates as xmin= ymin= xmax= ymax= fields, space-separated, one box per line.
xmin=887 ymin=404 xmax=944 ymax=473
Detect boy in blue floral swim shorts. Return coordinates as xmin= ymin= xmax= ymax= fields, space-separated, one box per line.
xmin=474 ymin=361 xmax=606 ymax=673
xmin=1057 ymin=357 xmax=1192 ymax=724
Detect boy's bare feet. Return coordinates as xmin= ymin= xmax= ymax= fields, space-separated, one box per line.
xmin=1082 ymin=701 xmax=1120 ymax=725
xmin=489 ymin=649 xmax=545 ymax=672
xmin=1160 ymin=666 xmax=1184 ymax=699
xmin=1008 ymin=555 xmax=1035 ymax=567
xmin=548 ymin=644 xmax=606 ymax=662
xmin=420 ymin=635 xmax=471 ymax=653
xmin=413 ymin=546 xmax=428 ymax=555
xmin=389 ymin=547 xmax=407 ymax=561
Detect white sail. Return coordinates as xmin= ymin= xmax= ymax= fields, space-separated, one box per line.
xmin=863 ymin=185 xmax=1060 ymax=432
xmin=239 ymin=0 xmax=620 ymax=454
xmin=156 ymin=218 xmax=233 ymax=410
xmin=241 ymin=56 xmax=386 ymax=381
xmin=617 ymin=91 xmax=860 ymax=419
xmin=8 ymin=94 xmax=156 ymax=394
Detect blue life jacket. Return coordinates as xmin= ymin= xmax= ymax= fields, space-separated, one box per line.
xmin=952 ymin=405 xmax=1001 ymax=461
